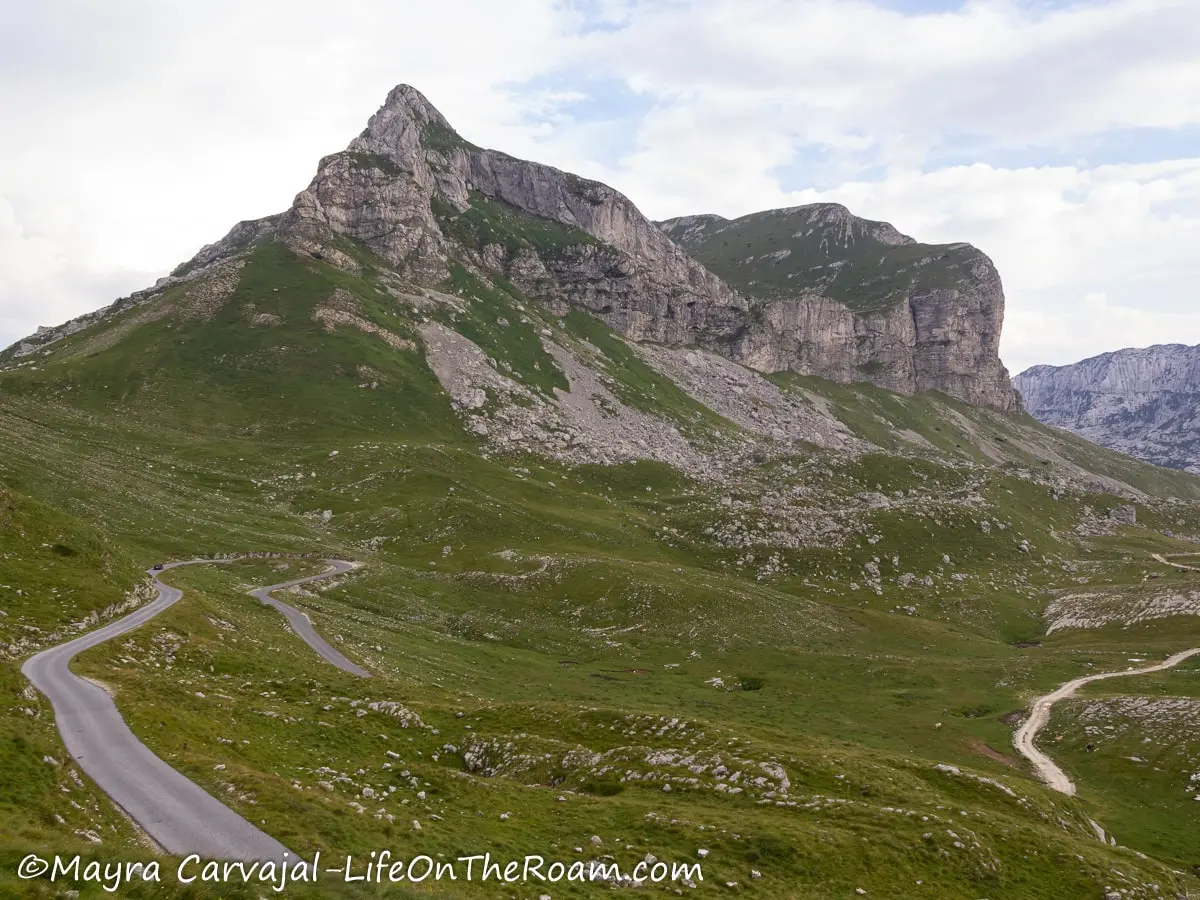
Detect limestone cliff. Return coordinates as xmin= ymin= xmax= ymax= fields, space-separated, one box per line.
xmin=659 ymin=207 xmax=1021 ymax=412
xmin=1015 ymin=345 xmax=1200 ymax=472
xmin=278 ymin=85 xmax=750 ymax=348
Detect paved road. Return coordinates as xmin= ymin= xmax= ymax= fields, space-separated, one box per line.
xmin=250 ymin=561 xmax=370 ymax=678
xmin=1013 ymin=646 xmax=1200 ymax=795
xmin=21 ymin=557 xmax=357 ymax=860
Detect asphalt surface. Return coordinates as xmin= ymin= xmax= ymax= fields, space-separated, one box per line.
xmin=21 ymin=557 xmax=359 ymax=860
xmin=1013 ymin=646 xmax=1200 ymax=795
xmin=250 ymin=561 xmax=370 ymax=678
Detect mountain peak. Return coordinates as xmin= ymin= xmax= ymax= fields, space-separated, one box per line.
xmin=350 ymin=83 xmax=462 ymax=158
xmin=789 ymin=201 xmax=852 ymax=219
xmin=774 ymin=203 xmax=915 ymax=247
xmin=380 ymin=83 xmax=451 ymax=127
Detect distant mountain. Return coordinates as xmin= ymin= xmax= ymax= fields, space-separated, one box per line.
xmin=1015 ymin=344 xmax=1200 ymax=472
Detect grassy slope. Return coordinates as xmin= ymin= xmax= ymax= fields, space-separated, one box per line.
xmin=774 ymin=372 xmax=1200 ymax=501
xmin=64 ymin=560 xmax=1179 ymax=899
xmin=560 ymin=309 xmax=737 ymax=438
xmin=0 ymin=240 xmax=458 ymax=442
xmin=2 ymin=239 xmax=1200 ymax=895
xmin=666 ymin=209 xmax=983 ymax=313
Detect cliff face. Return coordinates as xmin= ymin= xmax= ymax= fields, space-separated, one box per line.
xmin=1015 ymin=345 xmax=1200 ymax=472
xmin=6 ymin=84 xmax=1020 ymax=412
xmin=278 ymin=85 xmax=749 ymax=345
xmin=660 ymin=207 xmax=1021 ymax=411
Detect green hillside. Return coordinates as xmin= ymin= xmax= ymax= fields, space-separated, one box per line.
xmin=2 ymin=223 xmax=1200 ymax=898
xmin=659 ymin=206 xmax=988 ymax=313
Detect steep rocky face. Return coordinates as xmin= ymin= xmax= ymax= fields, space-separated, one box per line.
xmin=5 ymin=84 xmax=1019 ymax=413
xmin=278 ymin=85 xmax=749 ymax=347
xmin=660 ymin=207 xmax=1021 ymax=412
xmin=1015 ymin=345 xmax=1200 ymax=472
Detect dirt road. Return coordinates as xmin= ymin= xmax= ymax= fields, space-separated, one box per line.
xmin=1013 ymin=647 xmax=1200 ymax=795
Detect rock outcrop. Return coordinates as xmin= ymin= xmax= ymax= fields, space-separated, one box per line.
xmin=660 ymin=206 xmax=1021 ymax=412
xmin=279 ymin=85 xmax=749 ymax=347
xmin=1015 ymin=345 xmax=1200 ymax=472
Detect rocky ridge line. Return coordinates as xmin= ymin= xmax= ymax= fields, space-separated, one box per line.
xmin=1015 ymin=344 xmax=1200 ymax=472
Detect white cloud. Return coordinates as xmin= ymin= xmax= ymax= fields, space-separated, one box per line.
xmin=0 ymin=197 xmax=157 ymax=344
xmin=1006 ymin=292 xmax=1200 ymax=374
xmin=571 ymin=0 xmax=1200 ymax=152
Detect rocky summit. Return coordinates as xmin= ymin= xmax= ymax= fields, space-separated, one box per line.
xmin=9 ymin=84 xmax=1019 ymax=414
xmin=1016 ymin=344 xmax=1200 ymax=473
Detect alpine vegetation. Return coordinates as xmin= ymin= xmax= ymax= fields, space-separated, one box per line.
xmin=2 ymin=85 xmax=1200 ymax=900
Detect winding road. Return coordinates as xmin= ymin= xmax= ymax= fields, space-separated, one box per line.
xmin=1013 ymin=646 xmax=1200 ymax=795
xmin=250 ymin=563 xmax=370 ymax=678
xmin=21 ymin=557 xmax=364 ymax=860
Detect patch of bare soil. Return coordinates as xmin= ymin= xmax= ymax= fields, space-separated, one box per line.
xmin=966 ymin=736 xmax=1019 ymax=767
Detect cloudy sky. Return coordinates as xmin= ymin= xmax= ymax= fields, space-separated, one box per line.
xmin=3 ymin=0 xmax=1198 ymax=374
